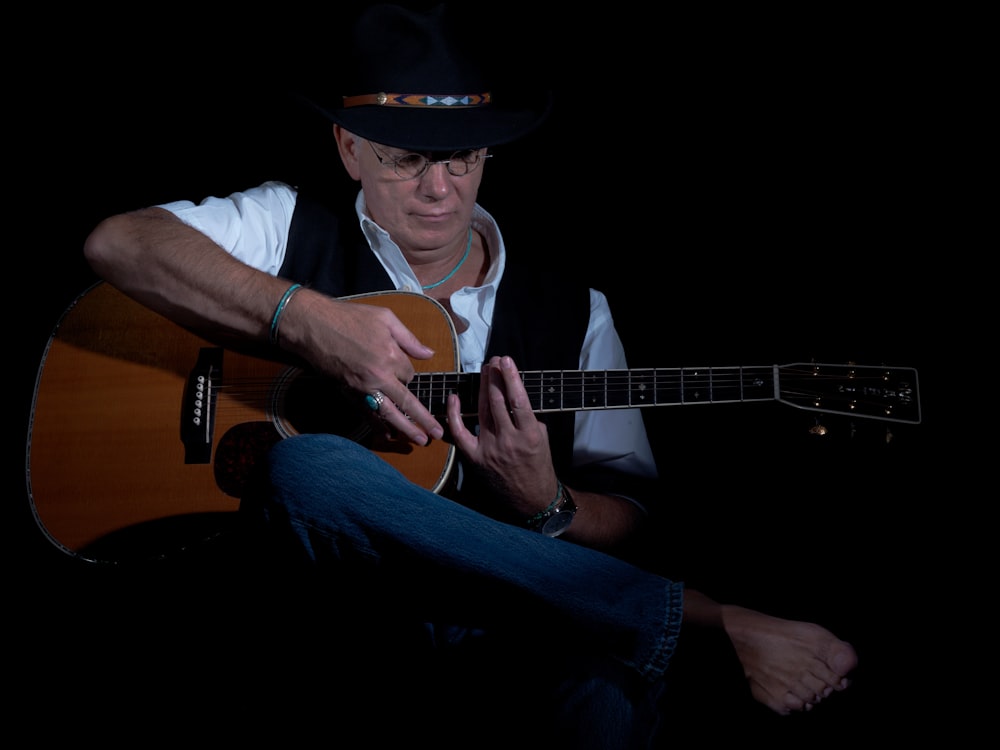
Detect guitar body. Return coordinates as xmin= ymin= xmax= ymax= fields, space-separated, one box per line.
xmin=27 ymin=283 xmax=459 ymax=562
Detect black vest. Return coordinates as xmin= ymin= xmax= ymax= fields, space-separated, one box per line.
xmin=279 ymin=191 xmax=590 ymax=476
xmin=279 ymin=189 xmax=651 ymax=505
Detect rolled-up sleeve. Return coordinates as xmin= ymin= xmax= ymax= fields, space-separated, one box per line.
xmin=158 ymin=180 xmax=298 ymax=276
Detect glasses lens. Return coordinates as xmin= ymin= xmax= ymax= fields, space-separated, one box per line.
xmin=446 ymin=150 xmax=481 ymax=176
xmin=394 ymin=153 xmax=428 ymax=179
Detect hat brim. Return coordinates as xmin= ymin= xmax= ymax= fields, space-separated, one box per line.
xmin=301 ymin=93 xmax=552 ymax=152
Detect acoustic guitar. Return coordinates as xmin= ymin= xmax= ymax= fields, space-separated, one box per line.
xmin=26 ymin=282 xmax=921 ymax=563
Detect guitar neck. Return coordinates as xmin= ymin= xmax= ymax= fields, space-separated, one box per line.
xmin=409 ymin=363 xmax=921 ymax=424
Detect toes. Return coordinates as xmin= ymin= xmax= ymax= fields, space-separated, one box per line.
xmin=782 ymin=691 xmax=809 ymax=713
xmin=829 ymin=641 xmax=859 ymax=677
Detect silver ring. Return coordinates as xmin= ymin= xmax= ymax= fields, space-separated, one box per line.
xmin=365 ymin=390 xmax=386 ymax=411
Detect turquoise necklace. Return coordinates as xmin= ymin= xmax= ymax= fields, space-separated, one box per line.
xmin=422 ymin=228 xmax=472 ymax=290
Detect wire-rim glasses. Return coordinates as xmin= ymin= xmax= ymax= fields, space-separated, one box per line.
xmin=367 ymin=141 xmax=492 ymax=180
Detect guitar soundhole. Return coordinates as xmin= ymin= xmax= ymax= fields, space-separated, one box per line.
xmin=282 ymin=374 xmax=371 ymax=438
xmin=280 ymin=374 xmax=416 ymax=455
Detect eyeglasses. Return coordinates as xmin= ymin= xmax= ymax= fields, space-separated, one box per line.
xmin=367 ymin=141 xmax=492 ymax=180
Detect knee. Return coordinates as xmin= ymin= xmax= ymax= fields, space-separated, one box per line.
xmin=267 ymin=433 xmax=410 ymax=502
xmin=260 ymin=434 xmax=369 ymax=520
xmin=267 ymin=433 xmax=371 ymax=486
xmin=263 ymin=433 xmax=413 ymax=528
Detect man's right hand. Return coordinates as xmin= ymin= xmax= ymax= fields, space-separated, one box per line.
xmin=278 ymin=288 xmax=445 ymax=446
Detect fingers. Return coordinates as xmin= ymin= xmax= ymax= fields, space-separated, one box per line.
xmin=487 ymin=355 xmax=532 ymax=428
xmin=362 ymin=316 xmax=442 ymax=442
xmin=365 ymin=383 xmax=444 ymax=444
xmin=486 ymin=365 xmax=513 ymax=424
xmin=383 ymin=323 xmax=447 ymax=440
xmin=446 ymin=392 xmax=476 ymax=453
xmin=389 ymin=317 xmax=436 ymax=362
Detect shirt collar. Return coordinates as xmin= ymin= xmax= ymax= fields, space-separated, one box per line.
xmin=353 ymin=190 xmax=506 ymax=294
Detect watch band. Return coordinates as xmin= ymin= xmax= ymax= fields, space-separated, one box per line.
xmin=527 ymin=483 xmax=577 ymax=537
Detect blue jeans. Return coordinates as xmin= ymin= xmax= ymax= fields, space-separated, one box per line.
xmin=252 ymin=434 xmax=683 ymax=748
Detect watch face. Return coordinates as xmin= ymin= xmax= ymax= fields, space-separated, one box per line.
xmin=541 ymin=510 xmax=574 ymax=537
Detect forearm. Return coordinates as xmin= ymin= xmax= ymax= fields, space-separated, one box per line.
xmin=83 ymin=206 xmax=290 ymax=346
xmin=554 ymin=486 xmax=645 ymax=551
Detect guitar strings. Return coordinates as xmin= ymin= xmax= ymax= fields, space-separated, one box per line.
xmin=202 ymin=364 xmax=913 ymax=420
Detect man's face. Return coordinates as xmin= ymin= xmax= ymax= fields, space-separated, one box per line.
xmin=335 ymin=126 xmax=486 ymax=256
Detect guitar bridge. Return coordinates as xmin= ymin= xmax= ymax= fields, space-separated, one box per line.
xmin=180 ymin=347 xmax=222 ymax=463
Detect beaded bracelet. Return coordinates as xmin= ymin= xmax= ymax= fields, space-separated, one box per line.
xmin=269 ymin=283 xmax=303 ymax=346
xmin=527 ymin=481 xmax=563 ymax=526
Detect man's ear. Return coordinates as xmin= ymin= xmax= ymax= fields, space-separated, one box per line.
xmin=333 ymin=124 xmax=362 ymax=181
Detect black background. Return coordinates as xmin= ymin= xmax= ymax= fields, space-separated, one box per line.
xmin=11 ymin=2 xmax=953 ymax=745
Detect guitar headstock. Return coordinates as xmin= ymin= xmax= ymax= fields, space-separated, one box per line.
xmin=776 ymin=363 xmax=921 ymax=424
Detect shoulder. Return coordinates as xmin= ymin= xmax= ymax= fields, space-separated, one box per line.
xmin=157 ymin=180 xmax=297 ymax=225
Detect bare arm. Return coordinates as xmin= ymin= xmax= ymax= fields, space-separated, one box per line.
xmin=83 ymin=207 xmax=444 ymax=444
xmin=85 ymin=207 xmax=287 ymax=341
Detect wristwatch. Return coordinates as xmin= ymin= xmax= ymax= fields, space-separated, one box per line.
xmin=527 ymin=485 xmax=577 ymax=538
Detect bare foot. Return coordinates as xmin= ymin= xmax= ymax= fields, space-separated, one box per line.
xmin=720 ymin=604 xmax=858 ymax=715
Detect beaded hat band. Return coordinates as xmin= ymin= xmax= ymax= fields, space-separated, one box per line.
xmin=342 ymin=93 xmax=492 ymax=109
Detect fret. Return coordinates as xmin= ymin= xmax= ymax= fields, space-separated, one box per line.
xmin=522 ymin=370 xmax=543 ymax=411
xmin=426 ymin=372 xmax=449 ymax=414
xmin=409 ymin=371 xmax=474 ymax=415
xmin=606 ymin=370 xmax=630 ymax=408
xmin=742 ymin=367 xmax=775 ymax=402
xmin=540 ymin=371 xmax=562 ymax=410
xmin=410 ymin=372 xmax=433 ymax=410
xmin=583 ymin=371 xmax=606 ymax=409
xmin=629 ymin=369 xmax=655 ymax=407
xmin=680 ymin=368 xmax=711 ymax=403
xmin=562 ymin=370 xmax=584 ymax=410
xmin=706 ymin=366 xmax=744 ymax=403
xmin=654 ymin=369 xmax=683 ymax=406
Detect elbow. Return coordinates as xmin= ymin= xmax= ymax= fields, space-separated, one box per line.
xmin=83 ymin=211 xmax=144 ymax=281
xmin=84 ymin=206 xmax=178 ymax=280
xmin=82 ymin=215 xmax=117 ymax=278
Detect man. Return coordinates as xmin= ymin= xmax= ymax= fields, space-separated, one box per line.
xmin=82 ymin=4 xmax=857 ymax=746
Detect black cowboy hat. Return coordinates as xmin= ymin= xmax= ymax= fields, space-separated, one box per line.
xmin=301 ymin=3 xmax=551 ymax=151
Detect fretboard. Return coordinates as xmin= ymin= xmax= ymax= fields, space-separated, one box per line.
xmin=409 ymin=366 xmax=777 ymax=416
